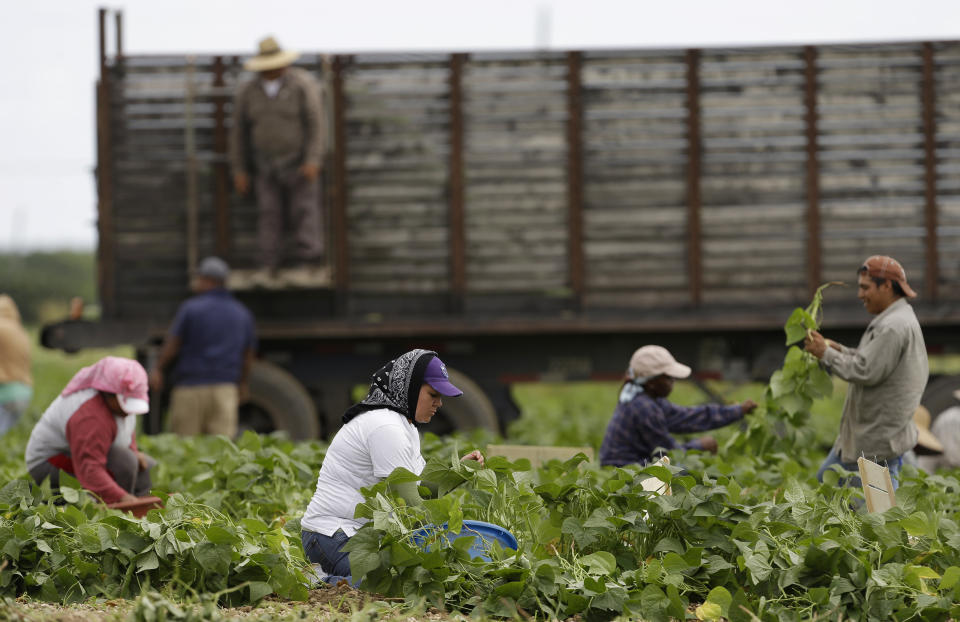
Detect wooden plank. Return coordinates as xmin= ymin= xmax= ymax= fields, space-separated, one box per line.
xmin=97 ymin=8 xmax=116 ymax=319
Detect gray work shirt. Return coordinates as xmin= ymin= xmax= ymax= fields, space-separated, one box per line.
xmin=823 ymin=298 xmax=928 ymax=461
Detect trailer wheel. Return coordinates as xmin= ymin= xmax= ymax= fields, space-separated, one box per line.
xmin=239 ymin=361 xmax=319 ymax=440
xmin=921 ymin=374 xmax=960 ymax=423
xmin=425 ymin=368 xmax=500 ymax=436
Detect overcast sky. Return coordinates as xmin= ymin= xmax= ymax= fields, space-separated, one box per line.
xmin=3 ymin=0 xmax=960 ymax=251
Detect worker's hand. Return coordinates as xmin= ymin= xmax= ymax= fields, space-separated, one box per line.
xmin=460 ymin=450 xmax=484 ymax=467
xmin=149 ymin=369 xmax=164 ymax=393
xmin=804 ymin=330 xmax=828 ymax=359
xmin=118 ymin=493 xmax=138 ymax=503
xmin=234 ymin=172 xmax=251 ymax=195
xmin=698 ymin=436 xmax=719 ymax=454
xmin=136 ymin=451 xmax=150 ymax=472
xmin=740 ymin=399 xmax=758 ymax=415
xmin=298 ymin=162 xmax=321 ymax=181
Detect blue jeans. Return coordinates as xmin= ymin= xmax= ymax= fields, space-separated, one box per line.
xmin=816 ymin=447 xmax=902 ymax=490
xmin=302 ymin=529 xmax=358 ymax=586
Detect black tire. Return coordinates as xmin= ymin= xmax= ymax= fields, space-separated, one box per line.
xmin=921 ymin=374 xmax=960 ymax=424
xmin=421 ymin=368 xmax=500 ymax=436
xmin=240 ymin=361 xmax=319 ymax=440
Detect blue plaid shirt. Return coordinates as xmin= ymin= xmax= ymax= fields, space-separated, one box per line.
xmin=599 ymin=384 xmax=745 ymax=466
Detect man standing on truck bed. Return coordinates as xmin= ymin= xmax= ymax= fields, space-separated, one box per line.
xmin=230 ymin=36 xmax=326 ymax=288
xmin=150 ymin=257 xmax=256 ymax=438
xmin=804 ymin=255 xmax=928 ymax=489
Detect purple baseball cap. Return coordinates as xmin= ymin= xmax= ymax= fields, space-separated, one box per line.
xmin=424 ymin=356 xmax=463 ymax=396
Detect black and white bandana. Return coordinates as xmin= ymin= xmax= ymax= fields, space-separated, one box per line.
xmin=341 ymin=349 xmax=437 ymax=424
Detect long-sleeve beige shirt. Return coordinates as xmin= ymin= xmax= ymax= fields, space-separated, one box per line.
xmin=823 ymin=297 xmax=928 ymax=461
xmin=229 ymin=67 xmax=325 ymax=176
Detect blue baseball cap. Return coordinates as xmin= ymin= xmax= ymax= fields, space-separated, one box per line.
xmin=424 ymin=356 xmax=463 ymax=397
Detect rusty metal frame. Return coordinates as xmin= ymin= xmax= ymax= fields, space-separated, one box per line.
xmin=685 ymin=49 xmax=702 ymax=306
xmin=804 ymin=46 xmax=822 ymax=294
xmin=96 ymin=8 xmax=116 ymax=318
xmin=922 ymin=42 xmax=939 ymax=300
xmin=331 ymin=55 xmax=351 ymax=303
xmin=448 ymin=53 xmax=467 ymax=311
xmin=566 ymin=51 xmax=585 ymax=308
xmin=212 ymin=56 xmax=231 ymax=258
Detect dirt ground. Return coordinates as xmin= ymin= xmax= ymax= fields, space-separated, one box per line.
xmin=1 ymin=583 xmax=466 ymax=622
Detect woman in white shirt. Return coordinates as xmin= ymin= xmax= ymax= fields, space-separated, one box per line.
xmin=301 ymin=349 xmax=483 ymax=584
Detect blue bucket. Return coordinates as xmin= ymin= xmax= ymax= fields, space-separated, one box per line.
xmin=412 ymin=520 xmax=518 ymax=561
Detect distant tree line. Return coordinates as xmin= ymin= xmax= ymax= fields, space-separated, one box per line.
xmin=0 ymin=251 xmax=96 ymax=324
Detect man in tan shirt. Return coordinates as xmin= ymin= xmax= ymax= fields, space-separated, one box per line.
xmin=230 ymin=36 xmax=326 ymax=287
xmin=804 ymin=255 xmax=928 ymax=488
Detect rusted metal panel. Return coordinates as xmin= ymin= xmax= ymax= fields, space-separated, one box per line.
xmin=97 ymin=8 xmax=116 ymax=318
xmin=685 ymin=49 xmax=702 ymax=306
xmin=211 ymin=56 xmax=230 ymax=258
xmin=566 ymin=51 xmax=585 ymax=307
xmin=922 ymin=42 xmax=939 ymax=300
xmin=449 ymin=53 xmax=467 ymax=309
xmin=805 ymin=46 xmax=822 ymax=294
xmin=332 ymin=55 xmax=350 ymax=297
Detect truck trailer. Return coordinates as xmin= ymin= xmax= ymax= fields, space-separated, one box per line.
xmin=43 ymin=10 xmax=960 ymax=438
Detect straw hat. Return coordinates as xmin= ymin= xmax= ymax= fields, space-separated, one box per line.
xmin=914 ymin=405 xmax=945 ymax=453
xmin=244 ymin=36 xmax=299 ymax=72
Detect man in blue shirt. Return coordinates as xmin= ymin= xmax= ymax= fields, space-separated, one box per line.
xmin=149 ymin=257 xmax=257 ymax=437
xmin=599 ymin=345 xmax=757 ymax=467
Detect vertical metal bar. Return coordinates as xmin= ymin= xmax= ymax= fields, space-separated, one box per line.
xmin=96 ymin=8 xmax=116 ymax=318
xmin=804 ymin=46 xmax=822 ymax=295
xmin=922 ymin=42 xmax=939 ymax=300
xmin=114 ymin=10 xmax=123 ymax=62
xmin=212 ymin=56 xmax=231 ymax=258
xmin=685 ymin=49 xmax=702 ymax=306
xmin=448 ymin=53 xmax=467 ymax=311
xmin=566 ymin=51 xmax=585 ymax=308
xmin=184 ymin=57 xmax=199 ymax=274
xmin=331 ymin=55 xmax=350 ymax=304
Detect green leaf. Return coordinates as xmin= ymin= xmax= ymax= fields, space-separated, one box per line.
xmin=581 ymin=551 xmax=617 ymax=575
xmin=341 ymin=528 xmax=383 ymax=578
xmin=900 ymin=511 xmax=935 ymax=538
xmin=784 ymin=308 xmax=810 ymax=345
xmin=136 ymin=550 xmax=159 ymax=572
xmin=205 ymin=525 xmax=239 ymax=545
xmin=940 ymin=566 xmax=960 ymax=591
xmin=697 ymin=586 xmax=732 ymax=620
xmin=494 ymin=581 xmax=525 ymax=599
xmin=248 ymin=581 xmax=273 ymax=602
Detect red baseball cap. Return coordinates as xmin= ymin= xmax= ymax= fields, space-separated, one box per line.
xmin=861 ymin=255 xmax=917 ymax=298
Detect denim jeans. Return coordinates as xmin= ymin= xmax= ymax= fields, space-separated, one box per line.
xmin=816 ymin=447 xmax=903 ymax=490
xmin=302 ymin=528 xmax=358 ymax=586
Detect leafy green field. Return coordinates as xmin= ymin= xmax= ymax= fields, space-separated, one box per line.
xmin=3 ymin=308 xmax=960 ymax=621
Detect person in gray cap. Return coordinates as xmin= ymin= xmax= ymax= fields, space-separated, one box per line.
xmin=149 ymin=257 xmax=257 ymax=437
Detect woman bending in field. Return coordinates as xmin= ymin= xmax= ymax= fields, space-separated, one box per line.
xmin=300 ymin=349 xmax=484 ymax=585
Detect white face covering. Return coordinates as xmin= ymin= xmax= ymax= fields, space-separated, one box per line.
xmin=262 ymin=77 xmax=282 ymax=98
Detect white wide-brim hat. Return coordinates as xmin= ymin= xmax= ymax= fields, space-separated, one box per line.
xmin=244 ymin=36 xmax=300 ymax=72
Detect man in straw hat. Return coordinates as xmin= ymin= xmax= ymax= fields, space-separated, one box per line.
xmin=599 ymin=345 xmax=757 ymax=467
xmin=805 ymin=255 xmax=928 ymax=488
xmin=915 ymin=398 xmax=960 ymax=473
xmin=230 ymin=36 xmax=326 ymax=288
